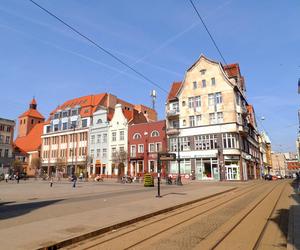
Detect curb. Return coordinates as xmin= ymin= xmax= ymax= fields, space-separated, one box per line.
xmin=37 ymin=187 xmax=237 ymax=250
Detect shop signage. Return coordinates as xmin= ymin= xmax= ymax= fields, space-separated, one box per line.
xmin=224 ymin=156 xmax=240 ymax=160
xmin=158 ymin=153 xmax=176 ymax=161
xmin=96 ymin=160 xmax=101 ymax=164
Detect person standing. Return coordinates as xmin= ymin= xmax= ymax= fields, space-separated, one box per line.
xmin=50 ymin=176 xmax=53 ymax=187
xmin=16 ymin=172 xmax=20 ymax=184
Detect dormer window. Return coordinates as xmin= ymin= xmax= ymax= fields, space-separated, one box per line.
xmin=151 ymin=130 xmax=159 ymax=137
xmin=71 ymin=109 xmax=78 ymax=116
xmin=200 ymin=69 xmax=206 ymax=75
xmin=133 ymin=133 xmax=141 ymax=140
xmin=97 ymin=119 xmax=102 ymax=124
xmin=54 ymin=113 xmax=59 ymax=119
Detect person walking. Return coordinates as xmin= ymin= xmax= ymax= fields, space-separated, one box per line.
xmin=50 ymin=176 xmax=53 ymax=187
xmin=4 ymin=173 xmax=9 ymax=183
xmin=72 ymin=174 xmax=77 ymax=188
xmin=16 ymin=172 xmax=20 ymax=184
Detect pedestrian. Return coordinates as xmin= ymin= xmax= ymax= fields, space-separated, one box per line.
xmin=50 ymin=177 xmax=53 ymax=187
xmin=4 ymin=173 xmax=9 ymax=183
xmin=16 ymin=172 xmax=20 ymax=184
xmin=72 ymin=174 xmax=77 ymax=188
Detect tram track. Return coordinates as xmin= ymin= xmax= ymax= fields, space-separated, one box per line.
xmin=67 ymin=181 xmax=271 ymax=250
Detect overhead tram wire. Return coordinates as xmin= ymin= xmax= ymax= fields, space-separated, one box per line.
xmin=28 ymin=0 xmax=168 ymax=94
xmin=188 ymin=0 xmax=228 ymax=66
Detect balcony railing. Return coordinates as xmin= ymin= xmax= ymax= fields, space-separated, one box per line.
xmin=166 ymin=127 xmax=180 ymax=135
xmin=166 ymin=109 xmax=179 ymax=117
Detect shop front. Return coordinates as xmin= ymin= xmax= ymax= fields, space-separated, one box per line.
xmin=224 ymin=155 xmax=240 ymax=181
xmin=195 ymin=158 xmax=219 ymax=180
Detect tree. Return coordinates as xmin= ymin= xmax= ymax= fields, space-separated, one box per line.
xmin=31 ymin=157 xmax=41 ymax=178
xmin=12 ymin=159 xmax=23 ymax=174
xmin=111 ymin=149 xmax=128 ymax=182
xmin=82 ymin=154 xmax=92 ymax=180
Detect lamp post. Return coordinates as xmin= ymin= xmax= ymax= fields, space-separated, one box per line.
xmin=70 ymin=124 xmax=76 ymax=176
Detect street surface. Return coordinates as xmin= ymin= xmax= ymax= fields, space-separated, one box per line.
xmin=0 ymin=179 xmax=297 ymax=250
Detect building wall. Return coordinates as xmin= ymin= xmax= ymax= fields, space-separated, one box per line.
xmin=128 ymin=120 xmax=167 ymax=177
xmin=0 ymin=118 xmax=15 ymax=173
xmin=18 ymin=116 xmax=44 ymax=138
xmin=271 ymin=153 xmax=287 ymax=176
xmin=108 ymin=104 xmax=128 ymax=176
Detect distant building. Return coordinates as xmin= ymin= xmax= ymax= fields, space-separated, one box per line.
xmin=165 ymin=54 xmax=260 ymax=181
xmin=0 ymin=118 xmax=15 ymax=174
xmin=271 ymin=153 xmax=287 ymax=176
xmin=128 ymin=120 xmax=167 ymax=178
xmin=41 ymin=93 xmax=156 ymax=177
xmin=258 ymin=132 xmax=272 ymax=175
xmin=14 ymin=98 xmax=45 ymax=176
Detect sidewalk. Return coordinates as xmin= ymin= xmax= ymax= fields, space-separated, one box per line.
xmin=288 ymin=180 xmax=300 ymax=250
xmin=0 ymin=181 xmax=237 ymax=250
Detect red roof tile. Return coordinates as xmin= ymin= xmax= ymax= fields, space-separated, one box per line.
xmin=15 ymin=123 xmax=44 ymax=152
xmin=30 ymin=98 xmax=37 ymax=105
xmin=50 ymin=93 xmax=106 ymax=118
xmin=19 ymin=109 xmax=45 ymax=119
xmin=167 ymin=82 xmax=182 ymax=101
xmin=223 ymin=63 xmax=240 ymax=78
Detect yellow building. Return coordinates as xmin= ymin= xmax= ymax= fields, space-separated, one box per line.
xmin=166 ymin=55 xmax=260 ymax=181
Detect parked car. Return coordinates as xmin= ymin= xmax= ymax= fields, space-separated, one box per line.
xmin=264 ymin=174 xmax=273 ymax=180
xmin=276 ymin=175 xmax=283 ymax=179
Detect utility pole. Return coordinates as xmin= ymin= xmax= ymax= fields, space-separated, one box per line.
xmin=176 ymin=136 xmax=182 ymax=185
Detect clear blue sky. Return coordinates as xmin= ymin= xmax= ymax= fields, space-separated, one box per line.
xmin=0 ymin=0 xmax=299 ymax=152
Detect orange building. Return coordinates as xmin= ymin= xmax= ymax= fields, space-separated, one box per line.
xmin=14 ymin=98 xmax=45 ymax=176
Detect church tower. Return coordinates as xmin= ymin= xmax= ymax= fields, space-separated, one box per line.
xmin=18 ymin=98 xmax=45 ymax=137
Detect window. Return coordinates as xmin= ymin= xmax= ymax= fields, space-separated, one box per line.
xmin=102 ymin=148 xmax=107 ymax=158
xmin=217 ymin=112 xmax=223 ymax=123
xmin=149 ymin=143 xmax=155 ymax=152
xmin=196 ymin=115 xmax=201 ymax=126
xmin=7 ymin=126 xmax=11 ymax=132
xmin=31 ymin=119 xmax=34 ymax=124
xmin=222 ymin=133 xmax=238 ymax=149
xmin=151 ymin=130 xmax=159 ymax=137
xmin=209 ymin=113 xmax=216 ymax=124
xmin=82 ymin=119 xmax=88 ymax=128
xmin=202 ymin=79 xmax=206 ymax=88
xmin=169 ymin=138 xmax=178 ymax=152
xmin=236 ymin=92 xmax=240 ymax=106
xmin=138 ymin=144 xmax=144 ymax=153
xmin=71 ymin=121 xmax=76 ymax=128
xmin=195 ymin=96 xmax=201 ymax=107
xmin=188 ymin=97 xmax=194 ymax=108
xmin=120 ymin=130 xmax=124 ymax=141
xmin=71 ymin=110 xmax=77 ymax=116
xmin=156 ymin=142 xmax=162 ymax=152
xmin=112 ymin=147 xmax=116 ymax=157
xmin=91 ymin=135 xmax=95 ymax=144
xmin=62 ymin=111 xmax=68 ymax=118
xmin=96 ymin=149 xmax=100 ymax=157
xmin=182 ymin=120 xmax=186 ymax=126
xmin=182 ymin=101 xmax=186 ymax=107
xmin=208 ymin=94 xmax=215 ymax=106
xmin=4 ymin=149 xmax=9 ymax=157
xmin=97 ymin=119 xmax=102 ymax=124
xmin=112 ymin=132 xmax=116 ymax=142
xmin=54 ymin=113 xmax=59 ymax=119
xmin=103 ymin=134 xmax=107 ymax=143
xmin=194 ymin=134 xmax=218 ymax=150
xmin=179 ymin=137 xmax=190 ymax=151
xmin=215 ymin=92 xmax=222 ymax=104
xmin=130 ymin=145 xmax=136 ymax=157
xmin=62 ymin=122 xmax=68 ymax=130
xmin=172 ymin=120 xmax=179 ymax=128
xmin=97 ymin=134 xmax=101 ymax=143
xmin=54 ymin=124 xmax=59 ymax=131
xmin=200 ymin=69 xmax=206 ymax=75
xmin=91 ymin=149 xmax=94 ymax=158
xmin=119 ymin=147 xmax=124 ymax=152
xmin=172 ymin=102 xmax=179 ymax=112
xmin=193 ymin=81 xmax=197 ymax=89
xmin=211 ymin=77 xmax=216 ymax=86
xmin=5 ymin=136 xmax=10 ymax=144
xmin=133 ymin=133 xmax=141 ymax=139
xmin=189 ymin=116 xmax=195 ymax=127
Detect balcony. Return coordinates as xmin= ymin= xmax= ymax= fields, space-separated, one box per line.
xmin=166 ymin=127 xmax=180 ymax=135
xmin=166 ymin=109 xmax=179 ymax=118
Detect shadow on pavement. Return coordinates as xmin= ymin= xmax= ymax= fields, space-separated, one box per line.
xmin=0 ymin=199 xmax=64 ymax=220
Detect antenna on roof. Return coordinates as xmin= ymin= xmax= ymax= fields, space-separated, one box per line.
xmin=150 ymin=90 xmax=156 ymax=110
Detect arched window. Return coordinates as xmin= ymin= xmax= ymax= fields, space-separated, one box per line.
xmin=133 ymin=133 xmax=141 ymax=139
xmin=151 ymin=130 xmax=159 ymax=137
xmin=97 ymin=119 xmax=102 ymax=124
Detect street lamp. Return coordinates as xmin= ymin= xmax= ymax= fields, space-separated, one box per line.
xmin=70 ymin=123 xmax=76 ymax=176
xmin=176 ymin=136 xmax=182 ymax=185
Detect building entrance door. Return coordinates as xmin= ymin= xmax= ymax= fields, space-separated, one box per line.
xmin=226 ymin=165 xmax=238 ymax=180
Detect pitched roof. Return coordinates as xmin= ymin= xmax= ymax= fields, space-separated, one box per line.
xmin=14 ymin=123 xmax=44 ymax=152
xmin=223 ymin=63 xmax=241 ymax=78
xmin=19 ymin=109 xmax=45 ymax=119
xmin=167 ymin=82 xmax=182 ymax=101
xmin=50 ymin=93 xmax=106 ymax=118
